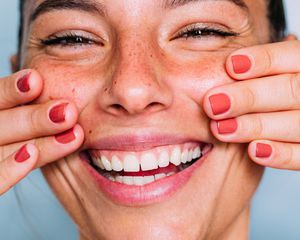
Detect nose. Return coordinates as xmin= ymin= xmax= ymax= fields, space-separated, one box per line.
xmin=99 ymin=39 xmax=172 ymax=116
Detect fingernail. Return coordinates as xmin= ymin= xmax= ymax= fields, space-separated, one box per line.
xmin=15 ymin=145 xmax=30 ymax=163
xmin=17 ymin=73 xmax=31 ymax=93
xmin=55 ymin=128 xmax=76 ymax=144
xmin=217 ymin=118 xmax=238 ymax=134
xmin=231 ymin=55 xmax=251 ymax=74
xmin=256 ymin=143 xmax=272 ymax=158
xmin=209 ymin=93 xmax=231 ymax=115
xmin=49 ymin=103 xmax=68 ymax=123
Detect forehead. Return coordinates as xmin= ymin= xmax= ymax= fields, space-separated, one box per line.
xmin=23 ymin=0 xmax=266 ymax=15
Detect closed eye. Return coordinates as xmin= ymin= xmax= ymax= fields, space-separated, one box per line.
xmin=172 ymin=26 xmax=238 ymax=40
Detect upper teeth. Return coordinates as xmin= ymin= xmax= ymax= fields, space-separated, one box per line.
xmin=90 ymin=143 xmax=202 ymax=172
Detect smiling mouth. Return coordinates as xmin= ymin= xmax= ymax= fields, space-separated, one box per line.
xmin=86 ymin=142 xmax=212 ymax=186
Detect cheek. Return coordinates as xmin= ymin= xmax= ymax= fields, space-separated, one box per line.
xmin=30 ymin=62 xmax=101 ymax=110
xmin=163 ymin=54 xmax=232 ymax=103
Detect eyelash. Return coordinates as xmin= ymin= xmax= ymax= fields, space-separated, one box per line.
xmin=41 ymin=33 xmax=101 ymax=47
xmin=40 ymin=26 xmax=237 ymax=48
xmin=173 ymin=26 xmax=238 ymax=40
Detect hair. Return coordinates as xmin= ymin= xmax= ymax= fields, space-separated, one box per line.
xmin=17 ymin=0 xmax=287 ymax=58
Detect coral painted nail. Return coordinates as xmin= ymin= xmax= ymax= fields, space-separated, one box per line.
xmin=49 ymin=103 xmax=68 ymax=123
xmin=256 ymin=143 xmax=272 ymax=158
xmin=17 ymin=73 xmax=31 ymax=93
xmin=55 ymin=128 xmax=76 ymax=144
xmin=15 ymin=145 xmax=30 ymax=163
xmin=231 ymin=55 xmax=251 ymax=74
xmin=217 ymin=118 xmax=238 ymax=134
xmin=209 ymin=93 xmax=231 ymax=115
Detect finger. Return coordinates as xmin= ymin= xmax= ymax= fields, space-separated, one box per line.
xmin=226 ymin=40 xmax=300 ymax=80
xmin=203 ymin=73 xmax=300 ymax=120
xmin=0 ymin=69 xmax=43 ymax=109
xmin=0 ymin=144 xmax=38 ymax=195
xmin=210 ymin=111 xmax=300 ymax=143
xmin=248 ymin=140 xmax=300 ymax=171
xmin=0 ymin=100 xmax=78 ymax=145
xmin=2 ymin=124 xmax=85 ymax=168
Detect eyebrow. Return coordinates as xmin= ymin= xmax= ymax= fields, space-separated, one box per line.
xmin=163 ymin=0 xmax=248 ymax=10
xmin=30 ymin=0 xmax=106 ymax=22
xmin=30 ymin=0 xmax=247 ymax=23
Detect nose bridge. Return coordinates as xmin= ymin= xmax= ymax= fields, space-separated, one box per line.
xmin=117 ymin=33 xmax=154 ymax=82
xmin=107 ymin=33 xmax=164 ymax=114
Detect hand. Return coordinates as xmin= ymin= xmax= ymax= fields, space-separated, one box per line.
xmin=0 ymin=70 xmax=84 ymax=195
xmin=203 ymin=39 xmax=300 ymax=170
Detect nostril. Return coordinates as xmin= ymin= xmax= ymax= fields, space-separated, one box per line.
xmin=108 ymin=102 xmax=165 ymax=116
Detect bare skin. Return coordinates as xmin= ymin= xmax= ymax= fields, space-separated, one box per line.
xmin=1 ymin=0 xmax=299 ymax=239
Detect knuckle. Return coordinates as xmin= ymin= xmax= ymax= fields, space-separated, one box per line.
xmin=0 ymin=160 xmax=11 ymax=186
xmin=280 ymin=144 xmax=294 ymax=166
xmin=288 ymin=73 xmax=300 ymax=104
xmin=27 ymin=107 xmax=43 ymax=135
xmin=242 ymin=85 xmax=256 ymax=110
xmin=0 ymin=79 xmax=17 ymax=108
xmin=247 ymin=115 xmax=263 ymax=138
xmin=261 ymin=47 xmax=273 ymax=74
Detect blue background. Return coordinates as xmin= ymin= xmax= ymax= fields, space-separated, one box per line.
xmin=1 ymin=1 xmax=300 ymax=239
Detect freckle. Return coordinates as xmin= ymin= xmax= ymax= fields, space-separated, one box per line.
xmin=104 ymin=88 xmax=108 ymax=92
xmin=150 ymin=54 xmax=153 ymax=58
xmin=89 ymin=130 xmax=93 ymax=134
xmin=49 ymin=96 xmax=54 ymax=100
xmin=114 ymin=81 xmax=117 ymax=85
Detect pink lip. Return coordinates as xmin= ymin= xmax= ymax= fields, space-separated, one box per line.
xmin=80 ymin=141 xmax=213 ymax=206
xmin=85 ymin=134 xmax=204 ymax=151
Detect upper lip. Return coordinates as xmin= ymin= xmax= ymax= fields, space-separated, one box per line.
xmin=85 ymin=134 xmax=206 ymax=152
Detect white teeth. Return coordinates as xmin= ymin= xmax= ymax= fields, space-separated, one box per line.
xmin=133 ymin=176 xmax=144 ymax=186
xmin=114 ymin=175 xmax=158 ymax=185
xmin=187 ymin=150 xmax=193 ymax=162
xmin=111 ymin=155 xmax=123 ymax=172
xmin=158 ymin=150 xmax=169 ymax=167
xmin=144 ymin=175 xmax=155 ymax=184
xmin=192 ymin=146 xmax=201 ymax=159
xmin=90 ymin=144 xmax=206 ymax=176
xmin=101 ymin=156 xmax=112 ymax=171
xmin=123 ymin=176 xmax=134 ymax=185
xmin=116 ymin=175 xmax=123 ymax=183
xmin=167 ymin=172 xmax=175 ymax=176
xmin=92 ymin=157 xmax=105 ymax=170
xmin=141 ymin=152 xmax=158 ymax=171
xmin=123 ymin=154 xmax=140 ymax=172
xmin=155 ymin=173 xmax=166 ymax=180
xmin=170 ymin=147 xmax=181 ymax=166
xmin=181 ymin=150 xmax=188 ymax=164
xmin=108 ymin=176 xmax=115 ymax=182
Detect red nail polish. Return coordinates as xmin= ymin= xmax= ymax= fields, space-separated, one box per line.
xmin=231 ymin=55 xmax=251 ymax=74
xmin=15 ymin=145 xmax=30 ymax=163
xmin=55 ymin=128 xmax=76 ymax=144
xmin=17 ymin=73 xmax=31 ymax=92
xmin=209 ymin=93 xmax=231 ymax=115
xmin=217 ymin=118 xmax=238 ymax=134
xmin=256 ymin=143 xmax=272 ymax=158
xmin=49 ymin=103 xmax=68 ymax=123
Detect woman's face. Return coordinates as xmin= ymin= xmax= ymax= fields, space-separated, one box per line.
xmin=21 ymin=0 xmax=269 ymax=239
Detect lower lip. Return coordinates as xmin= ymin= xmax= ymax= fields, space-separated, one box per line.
xmin=81 ymin=147 xmax=212 ymax=206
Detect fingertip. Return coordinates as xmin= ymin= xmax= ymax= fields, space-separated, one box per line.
xmin=248 ymin=141 xmax=273 ymax=165
xmin=15 ymin=69 xmax=43 ymax=98
xmin=14 ymin=143 xmax=39 ymax=165
xmin=73 ymin=124 xmax=85 ymax=145
xmin=26 ymin=143 xmax=39 ymax=160
xmin=65 ymin=101 xmax=79 ymax=124
xmin=226 ymin=52 xmax=254 ymax=80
